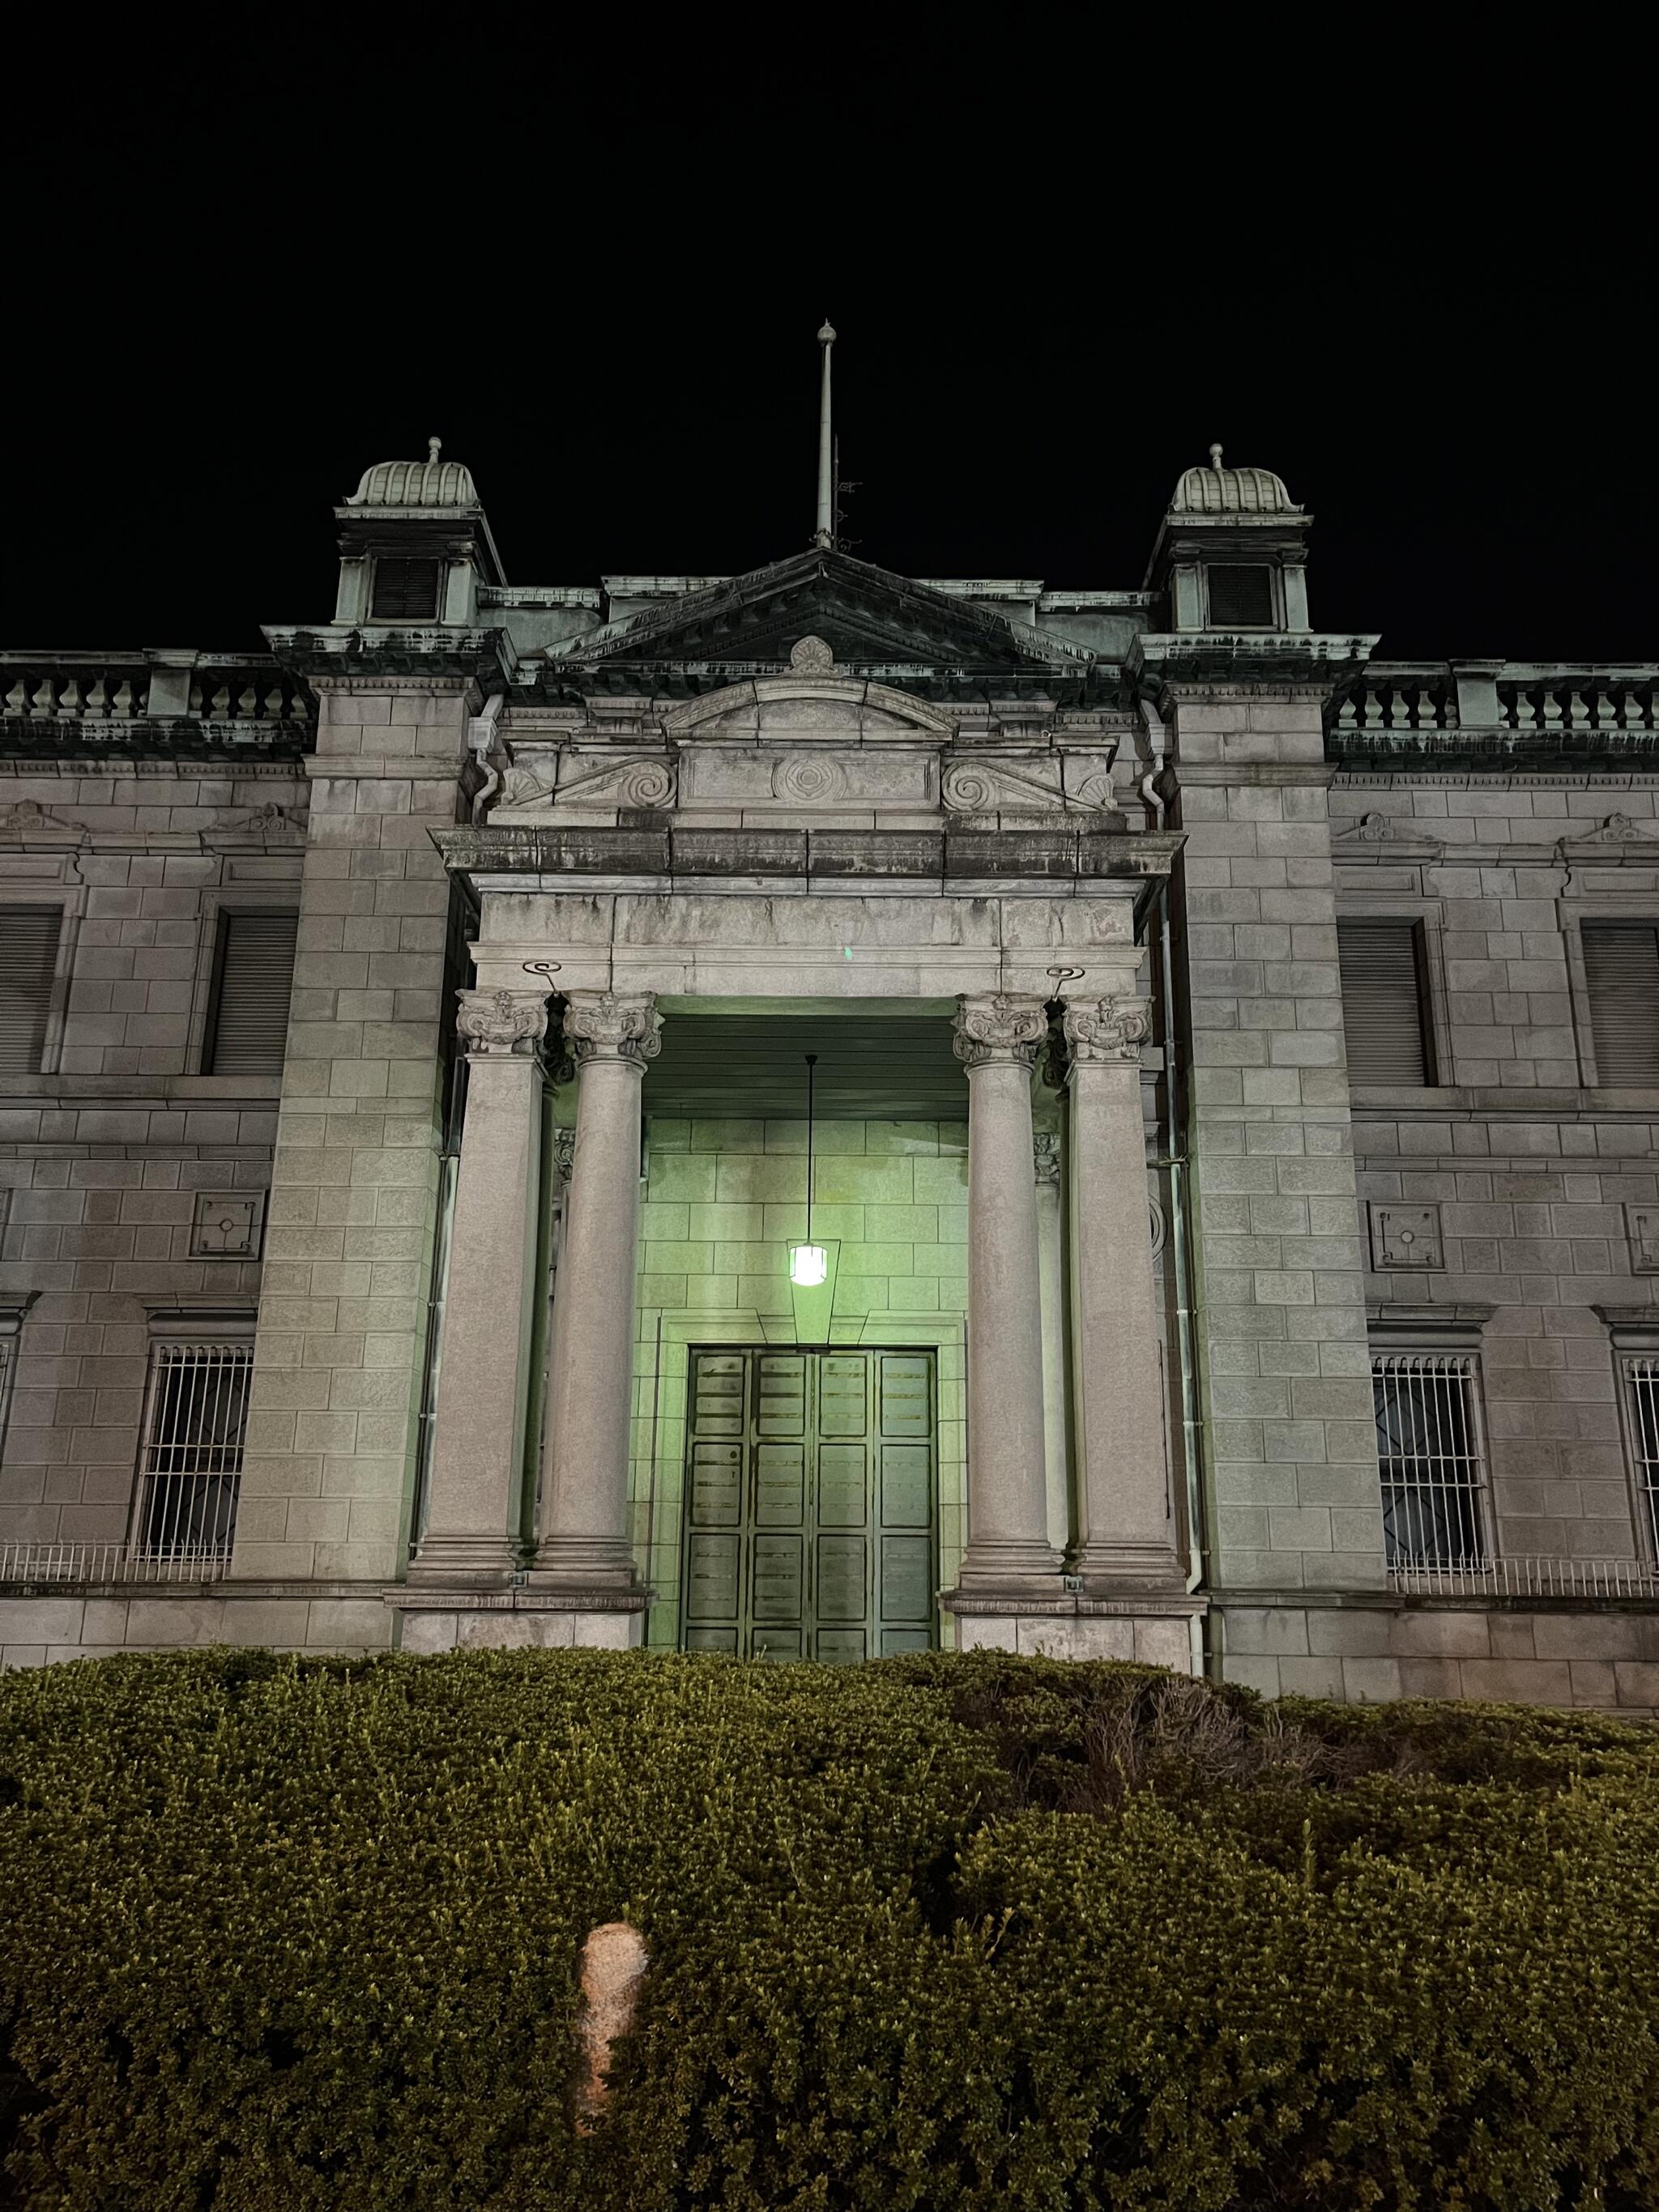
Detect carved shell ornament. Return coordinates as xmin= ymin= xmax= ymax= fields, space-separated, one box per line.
xmin=788 ymin=635 xmax=836 ymax=674
xmin=772 ymin=754 xmax=844 ymax=802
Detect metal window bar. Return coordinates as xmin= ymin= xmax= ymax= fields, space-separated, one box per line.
xmin=1372 ymin=1351 xmax=1490 ymax=1568
xmin=132 ymin=1340 xmax=253 ymax=1562
xmin=1623 ymin=1354 xmax=1659 ymax=1562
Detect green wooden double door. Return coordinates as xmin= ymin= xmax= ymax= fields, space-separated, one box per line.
xmin=681 ymin=1347 xmax=937 ymax=1661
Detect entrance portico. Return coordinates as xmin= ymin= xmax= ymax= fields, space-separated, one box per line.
xmin=397 ymin=858 xmax=1199 ymax=1667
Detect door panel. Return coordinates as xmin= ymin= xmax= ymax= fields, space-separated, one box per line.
xmin=681 ymin=1345 xmax=936 ymax=1660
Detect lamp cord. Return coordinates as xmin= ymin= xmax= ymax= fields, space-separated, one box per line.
xmin=805 ymin=1053 xmax=817 ymax=1244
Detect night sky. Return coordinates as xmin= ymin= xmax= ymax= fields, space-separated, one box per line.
xmin=11 ymin=29 xmax=1643 ymax=667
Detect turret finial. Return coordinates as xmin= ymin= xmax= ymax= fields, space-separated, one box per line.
xmin=429 ymin=437 xmax=442 ymax=465
xmin=1209 ymin=441 xmax=1224 ymax=471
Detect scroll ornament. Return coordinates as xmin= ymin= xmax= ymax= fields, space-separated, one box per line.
xmin=1062 ymin=996 xmax=1151 ymax=1065
xmin=952 ymin=992 xmax=1049 ymax=1070
xmin=456 ymin=987 xmax=550 ymax=1057
xmin=562 ymin=991 xmax=663 ymax=1069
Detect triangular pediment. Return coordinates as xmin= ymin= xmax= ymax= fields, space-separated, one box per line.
xmin=552 ymin=548 xmax=1088 ymax=673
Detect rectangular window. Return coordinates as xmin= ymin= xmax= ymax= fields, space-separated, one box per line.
xmin=1620 ymin=1353 xmax=1659 ymax=1560
xmin=204 ymin=910 xmax=297 ymax=1075
xmin=1582 ymin=922 xmax=1659 ymax=1084
xmin=1206 ymin=565 xmax=1276 ymax=627
xmin=370 ymin=556 xmax=441 ymax=620
xmin=0 ymin=905 xmax=63 ymax=1072
xmin=133 ymin=1340 xmax=253 ymax=1560
xmin=1338 ymin=919 xmax=1435 ymax=1085
xmin=1372 ymin=1350 xmax=1490 ymax=1566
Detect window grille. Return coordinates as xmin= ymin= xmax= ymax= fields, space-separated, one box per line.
xmin=1338 ymin=920 xmax=1434 ymax=1085
xmin=0 ymin=906 xmax=62 ymax=1072
xmin=371 ymin=556 xmax=441 ymax=620
xmin=133 ymin=1340 xmax=253 ymax=1560
xmin=204 ymin=910 xmax=297 ymax=1074
xmin=1372 ymin=1350 xmax=1489 ymax=1566
xmin=1206 ymin=564 xmax=1275 ymax=627
xmin=1582 ymin=923 xmax=1659 ymax=1085
xmin=1620 ymin=1353 xmax=1659 ymax=1559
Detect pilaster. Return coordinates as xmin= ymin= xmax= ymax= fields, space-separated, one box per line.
xmin=231 ymin=676 xmax=479 ymax=1583
xmin=1162 ymin=676 xmax=1388 ymax=1596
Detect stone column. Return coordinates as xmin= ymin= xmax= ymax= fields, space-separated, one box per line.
xmin=1033 ymin=1127 xmax=1074 ymax=1557
xmin=407 ymin=986 xmax=550 ymax=1587
xmin=532 ymin=991 xmax=660 ymax=1596
xmin=1062 ymin=994 xmax=1184 ymax=1592
xmin=951 ymin=993 xmax=1062 ymax=1592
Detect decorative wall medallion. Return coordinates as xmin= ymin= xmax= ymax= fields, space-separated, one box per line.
xmin=788 ymin=634 xmax=835 ymax=673
xmin=190 ymin=1191 xmax=266 ymax=1259
xmin=1369 ymin=1202 xmax=1444 ymax=1270
xmin=552 ymin=1127 xmax=577 ymax=1182
xmin=1032 ymin=1132 xmax=1060 ymax=1186
xmin=771 ymin=754 xmax=845 ymax=803
xmin=456 ymin=987 xmax=550 ymax=1056
xmin=1626 ymin=1204 xmax=1659 ymax=1273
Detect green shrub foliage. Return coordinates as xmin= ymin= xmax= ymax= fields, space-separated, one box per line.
xmin=2 ymin=1648 xmax=1656 ymax=2209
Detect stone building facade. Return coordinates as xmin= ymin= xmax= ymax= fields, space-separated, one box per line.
xmin=2 ymin=449 xmax=1657 ymax=1708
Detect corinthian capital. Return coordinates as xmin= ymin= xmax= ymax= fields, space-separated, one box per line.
xmin=952 ymin=991 xmax=1048 ymax=1071
xmin=456 ymin=986 xmax=549 ymax=1057
xmin=1060 ymin=995 xmax=1152 ymax=1068
xmin=562 ymin=989 xmax=662 ymax=1070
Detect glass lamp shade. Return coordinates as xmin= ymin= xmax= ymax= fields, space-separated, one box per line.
xmin=788 ymin=1242 xmax=829 ymax=1288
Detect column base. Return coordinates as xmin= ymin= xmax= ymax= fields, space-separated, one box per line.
xmin=954 ymin=1536 xmax=1064 ymax=1593
xmin=388 ymin=1590 xmax=649 ymax=1653
xmin=405 ymin=1533 xmax=522 ymax=1591
xmin=943 ymin=1590 xmax=1207 ymax=1671
xmin=1066 ymin=1541 xmax=1189 ymax=1596
xmin=527 ymin=1534 xmax=647 ymax=1596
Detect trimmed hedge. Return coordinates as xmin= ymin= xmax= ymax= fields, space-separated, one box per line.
xmin=0 ymin=1650 xmax=1653 ymax=2209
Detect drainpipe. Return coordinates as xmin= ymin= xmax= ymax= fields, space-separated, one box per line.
xmin=1140 ymin=697 xmax=1218 ymax=1679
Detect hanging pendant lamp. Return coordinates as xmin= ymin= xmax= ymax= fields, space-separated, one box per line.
xmin=788 ymin=1053 xmax=829 ymax=1287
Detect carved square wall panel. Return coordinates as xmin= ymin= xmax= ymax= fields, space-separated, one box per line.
xmin=190 ymin=1191 xmax=267 ymax=1259
xmin=1368 ymin=1202 xmax=1444 ymax=1271
xmin=1626 ymin=1204 xmax=1659 ymax=1274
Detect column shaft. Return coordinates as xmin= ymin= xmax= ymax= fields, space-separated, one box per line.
xmin=533 ymin=992 xmax=659 ymax=1592
xmin=953 ymin=995 xmax=1062 ymax=1592
xmin=409 ymin=988 xmax=549 ymax=1586
xmin=1064 ymin=995 xmax=1183 ymax=1591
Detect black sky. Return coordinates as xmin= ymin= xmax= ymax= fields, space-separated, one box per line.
xmin=9 ymin=23 xmax=1647 ymax=667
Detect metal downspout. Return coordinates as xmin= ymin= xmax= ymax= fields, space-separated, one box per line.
xmin=1141 ymin=699 xmax=1219 ymax=1680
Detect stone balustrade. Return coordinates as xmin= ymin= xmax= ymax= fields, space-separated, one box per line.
xmin=1330 ymin=662 xmax=1658 ymax=761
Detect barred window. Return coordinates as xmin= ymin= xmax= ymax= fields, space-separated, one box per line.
xmin=1372 ymin=1350 xmax=1490 ymax=1566
xmin=204 ymin=910 xmax=297 ymax=1074
xmin=133 ymin=1340 xmax=253 ymax=1560
xmin=1620 ymin=1353 xmax=1659 ymax=1560
xmin=1338 ymin=920 xmax=1435 ymax=1086
xmin=0 ymin=905 xmax=63 ymax=1072
xmin=1582 ymin=923 xmax=1659 ymax=1085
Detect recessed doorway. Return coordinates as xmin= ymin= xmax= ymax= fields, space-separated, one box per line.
xmin=680 ymin=1346 xmax=937 ymax=1661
